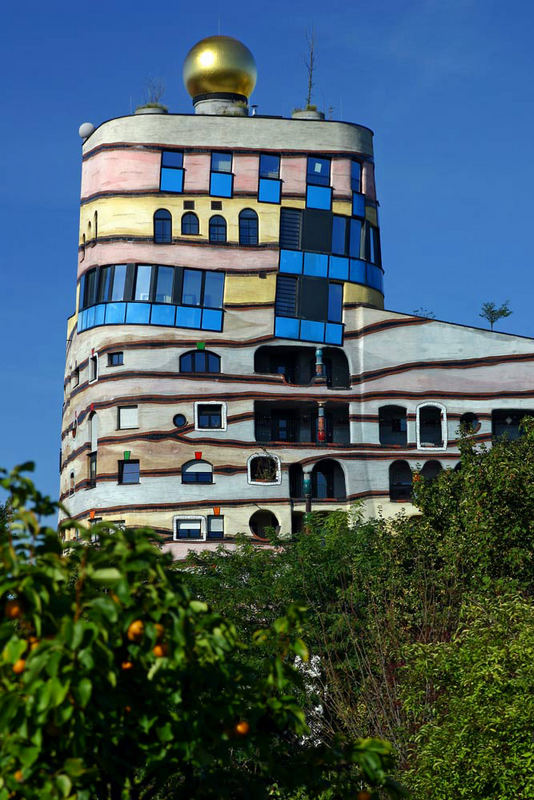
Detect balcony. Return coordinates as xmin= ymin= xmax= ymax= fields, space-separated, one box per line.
xmin=255 ymin=401 xmax=350 ymax=445
xmin=254 ymin=345 xmax=350 ymax=388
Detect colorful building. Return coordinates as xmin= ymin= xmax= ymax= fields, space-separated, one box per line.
xmin=60 ymin=35 xmax=534 ymax=555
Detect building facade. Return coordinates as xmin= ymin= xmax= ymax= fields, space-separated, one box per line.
xmin=60 ymin=36 xmax=534 ymax=556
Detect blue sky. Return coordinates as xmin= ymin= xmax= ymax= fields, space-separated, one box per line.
xmin=2 ymin=0 xmax=534 ymax=501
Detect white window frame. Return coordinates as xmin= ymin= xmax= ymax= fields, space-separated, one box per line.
xmin=88 ymin=354 xmax=98 ymax=383
xmin=247 ymin=453 xmax=281 ymax=486
xmin=416 ymin=402 xmax=447 ymax=451
xmin=194 ymin=401 xmax=227 ymax=431
xmin=118 ymin=405 xmax=139 ymax=430
xmin=173 ymin=515 xmax=206 ymax=541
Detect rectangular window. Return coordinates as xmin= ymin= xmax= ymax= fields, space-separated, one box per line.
xmin=275 ymin=275 xmax=297 ymax=317
xmin=175 ymin=518 xmax=203 ymax=540
xmin=279 ymin=208 xmax=302 ymax=250
xmin=211 ymin=152 xmax=232 ymax=173
xmin=83 ymin=269 xmax=98 ymax=308
xmin=155 ymin=266 xmax=174 ymax=304
xmin=182 ymin=269 xmax=203 ymax=306
xmin=134 ymin=265 xmax=152 ymax=301
xmin=307 ymin=156 xmax=331 ymax=186
xmin=118 ymin=460 xmax=140 ymax=484
xmin=351 ymin=160 xmax=361 ymax=192
xmin=207 ymin=516 xmax=224 ymax=539
xmin=88 ymin=452 xmax=97 ymax=488
xmin=108 ymin=351 xmax=123 ymax=366
xmin=210 ymin=152 xmax=233 ymax=198
xmin=98 ymin=266 xmax=113 ymax=303
xmin=299 ymin=276 xmax=328 ymax=321
xmin=89 ymin=355 xmax=98 ymax=382
xmin=365 ymin=223 xmax=381 ymax=265
xmin=259 ymin=154 xmax=280 ymax=178
xmin=331 ymin=215 xmax=348 ymax=256
xmin=118 ymin=406 xmax=138 ymax=430
xmin=160 ymin=151 xmax=184 ymax=193
xmin=111 ymin=264 xmax=127 ymax=301
xmin=349 ymin=219 xmax=363 ymax=259
xmin=203 ymin=272 xmax=224 ymax=308
xmin=259 ymin=154 xmax=281 ymax=204
xmin=327 ymin=283 xmax=343 ymax=322
xmin=73 ymin=367 xmax=80 ymax=386
xmin=302 ymin=209 xmax=333 ymax=252
xmin=197 ymin=404 xmax=223 ymax=429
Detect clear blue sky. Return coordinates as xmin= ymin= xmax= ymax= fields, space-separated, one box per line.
xmin=2 ymin=0 xmax=534 ymax=501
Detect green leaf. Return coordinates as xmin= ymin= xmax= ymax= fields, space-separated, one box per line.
xmin=90 ymin=568 xmax=122 ymax=583
xmin=74 ymin=677 xmax=92 ymax=708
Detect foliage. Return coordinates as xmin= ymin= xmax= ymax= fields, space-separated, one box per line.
xmin=0 ymin=465 xmax=401 ymax=800
xmin=479 ymin=300 xmax=512 ymax=330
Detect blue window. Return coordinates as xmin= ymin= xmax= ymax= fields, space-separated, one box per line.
xmin=176 ymin=306 xmax=202 ymax=329
xmin=328 ymin=283 xmax=343 ymax=322
xmin=150 ymin=304 xmax=176 ymax=326
xmin=275 ymin=316 xmax=300 ymax=339
xmin=210 ymin=152 xmax=233 ymax=198
xmin=105 ymin=303 xmax=126 ymax=325
xmin=182 ymin=460 xmax=213 ymax=484
xmin=365 ymin=223 xmax=381 ymax=265
xmin=325 ymin=323 xmax=343 ymax=345
xmin=126 ymin=303 xmax=151 ymax=324
xmin=329 ymin=256 xmax=349 ymax=281
xmin=367 ymin=264 xmax=384 ymax=292
xmin=303 ymin=252 xmax=328 ymax=278
xmin=155 ymin=266 xmax=174 ymax=303
xmin=259 ymin=178 xmax=281 ymax=203
xmin=180 ymin=351 xmax=220 ymax=373
xmin=307 ymin=156 xmax=330 ymax=186
xmin=175 ymin=519 xmax=202 ymax=539
xmin=279 ymin=249 xmax=303 ymax=274
xmin=203 ymin=272 xmax=224 ymax=308
xmin=349 ymin=219 xmax=362 ymax=258
xmin=181 ymin=212 xmax=199 ymax=235
xmin=160 ymin=151 xmax=184 ymax=193
xmin=197 ymin=404 xmax=223 ymax=429
xmin=306 ymin=185 xmax=332 ymax=210
xmin=351 ymin=160 xmax=361 ymax=192
xmin=300 ymin=320 xmax=325 ymax=342
xmin=352 ymin=193 xmax=365 ymax=219
xmin=209 ymin=215 xmax=227 ymax=243
xmin=182 ymin=269 xmax=202 ymax=306
xmin=239 ymin=209 xmax=258 ymax=245
xmin=207 ymin=516 xmax=224 ymax=539
xmin=260 ymin=154 xmax=280 ymax=178
xmin=331 ymin=215 xmax=348 ymax=256
xmin=119 ymin=460 xmax=140 ymax=484
xmin=98 ymin=266 xmax=112 ymax=302
xmin=201 ymin=309 xmax=223 ymax=330
xmin=134 ymin=266 xmax=152 ymax=301
xmin=154 ymin=209 xmax=172 ymax=243
xmin=111 ymin=265 xmax=127 ymax=301
xmin=349 ymin=259 xmax=366 ymax=284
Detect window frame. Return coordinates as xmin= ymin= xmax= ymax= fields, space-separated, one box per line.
xmin=88 ymin=354 xmax=98 ymax=383
xmin=209 ymin=215 xmax=227 ymax=243
xmin=416 ymin=402 xmax=448 ymax=451
xmin=181 ymin=212 xmax=199 ymax=236
xmin=117 ymin=405 xmax=139 ymax=431
xmin=159 ymin=150 xmax=184 ymax=194
xmin=207 ymin=515 xmax=224 ymax=540
xmin=194 ymin=401 xmax=227 ymax=431
xmin=238 ymin=208 xmax=259 ymax=246
xmin=107 ymin=351 xmax=124 ymax=367
xmin=181 ymin=459 xmax=214 ymax=484
xmin=179 ymin=350 xmax=221 ymax=373
xmin=247 ymin=453 xmax=281 ymax=486
xmin=173 ymin=515 xmax=205 ymax=541
xmin=118 ymin=459 xmax=140 ymax=485
xmin=153 ymin=208 xmax=172 ymax=244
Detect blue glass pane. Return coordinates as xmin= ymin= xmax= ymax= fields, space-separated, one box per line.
xmin=111 ymin=265 xmax=127 ymax=301
xmin=329 ymin=256 xmax=349 ymax=280
xmin=160 ymin=168 xmax=183 ymax=193
xmin=204 ymin=272 xmax=224 ymax=308
xmin=210 ymin=172 xmax=233 ymax=198
xmin=93 ymin=304 xmax=106 ymax=326
xmin=182 ymin=270 xmax=202 ymax=306
xmin=105 ymin=302 xmax=126 ymax=324
xmin=85 ymin=306 xmax=95 ymax=329
xmin=150 ymin=304 xmax=176 ymax=326
xmin=303 ymin=252 xmax=328 ymax=278
xmin=349 ymin=259 xmax=366 ymax=284
xmin=259 ymin=154 xmax=280 ymax=178
xmin=367 ymin=264 xmax=384 ymax=292
xmin=155 ymin=266 xmax=174 ymax=303
xmin=351 ymin=160 xmax=361 ymax=192
xmin=300 ymin=320 xmax=325 ymax=343
xmin=325 ymin=323 xmax=343 ymax=345
xmin=78 ymin=310 xmax=86 ymax=331
xmin=349 ymin=219 xmax=362 ymax=258
xmin=162 ymin=151 xmax=183 ymax=168
xmin=135 ymin=266 xmax=152 ymax=301
xmin=126 ymin=303 xmax=151 ymax=324
xmin=331 ymin=215 xmax=348 ymax=255
xmin=306 ymin=156 xmax=331 ymax=186
xmin=176 ymin=306 xmax=202 ymax=329
xmin=328 ymin=283 xmax=343 ymax=322
xmin=202 ymin=308 xmax=223 ymax=331
xmin=306 ymin=185 xmax=332 ymax=210
xmin=352 ymin=192 xmax=365 ymax=218
xmin=279 ymin=249 xmax=303 ymax=274
xmin=275 ymin=316 xmax=300 ymax=339
xmin=258 ymin=178 xmax=281 ymax=203
xmin=211 ymin=152 xmax=232 ymax=172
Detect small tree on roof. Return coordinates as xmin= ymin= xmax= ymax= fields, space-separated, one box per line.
xmin=479 ymin=300 xmax=512 ymax=330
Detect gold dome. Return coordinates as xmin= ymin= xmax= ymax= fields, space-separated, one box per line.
xmin=183 ymin=35 xmax=257 ymax=99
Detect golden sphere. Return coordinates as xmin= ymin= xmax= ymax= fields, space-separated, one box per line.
xmin=183 ymin=35 xmax=257 ymax=99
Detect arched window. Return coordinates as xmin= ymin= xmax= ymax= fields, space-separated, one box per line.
xmin=289 ymin=463 xmax=304 ymax=498
xmin=459 ymin=412 xmax=480 ymax=434
xmin=389 ymin=460 xmax=412 ymax=501
xmin=209 ymin=215 xmax=227 ymax=243
xmin=416 ymin=403 xmax=447 ymax=449
xmin=248 ymin=454 xmax=280 ymax=484
xmin=69 ymin=471 xmax=75 ymax=496
xmin=181 ymin=212 xmax=199 ymax=235
xmin=181 ymin=460 xmax=213 ymax=484
xmin=179 ymin=350 xmax=220 ymax=373
xmin=379 ymin=405 xmax=407 ymax=445
xmin=239 ymin=208 xmax=258 ymax=245
xmin=88 ymin=412 xmax=98 ymax=452
xmin=421 ymin=460 xmax=442 ymax=482
xmin=311 ymin=459 xmax=346 ymax=500
xmin=154 ymin=209 xmax=172 ymax=243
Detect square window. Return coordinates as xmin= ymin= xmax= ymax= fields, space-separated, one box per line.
xmin=118 ymin=406 xmax=138 ymax=430
xmin=207 ymin=516 xmax=224 ymax=539
xmin=201 ymin=308 xmax=223 ymax=331
xmin=183 ymin=200 xmax=195 ymax=209
xmin=349 ymin=259 xmax=366 ymax=284
xmin=306 ymin=156 xmax=331 ymax=186
xmin=108 ymin=352 xmax=123 ymax=367
xmin=258 ymin=177 xmax=281 ymax=204
xmin=151 ymin=304 xmax=176 ymax=326
xmin=125 ymin=303 xmax=151 ymax=324
xmin=162 ymin=151 xmax=183 ymax=168
xmin=160 ymin=168 xmax=184 ymax=193
xmin=279 ymin=249 xmax=303 ymax=274
xmin=211 ymin=152 xmax=232 ymax=173
xmin=105 ymin=302 xmax=127 ymax=325
xmin=275 ymin=316 xmax=300 ymax=339
xmin=118 ymin=460 xmax=140 ymax=484
xmin=196 ymin=403 xmax=224 ymax=430
xmin=210 ymin=172 xmax=233 ymax=198
xmin=329 ymin=256 xmax=349 ymax=281
xmin=325 ymin=322 xmax=343 ymax=345
xmin=259 ymin=154 xmax=280 ymax=178
xmin=174 ymin=518 xmax=203 ymax=540
xmin=306 ymin=185 xmax=332 ymax=210
xmin=211 ymin=200 xmax=223 ymax=210
xmin=300 ymin=320 xmax=325 ymax=343
xmin=303 ymin=252 xmax=328 ymax=278
xmin=176 ymin=306 xmax=202 ymax=329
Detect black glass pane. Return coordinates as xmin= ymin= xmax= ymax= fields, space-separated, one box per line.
xmin=299 ymin=276 xmax=329 ymax=321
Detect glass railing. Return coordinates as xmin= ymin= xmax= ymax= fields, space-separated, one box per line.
xmin=77 ymin=302 xmax=223 ymax=333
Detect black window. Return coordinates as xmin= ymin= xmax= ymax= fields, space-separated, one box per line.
xmin=118 ymin=460 xmax=140 ymax=484
xmin=211 ymin=152 xmax=232 ymax=173
xmin=239 ymin=209 xmax=258 ymax=245
xmin=306 ymin=156 xmax=331 ymax=186
xmin=197 ymin=404 xmax=223 ymax=429
xmin=211 ymin=201 xmax=222 ymax=210
xmin=180 ymin=350 xmax=221 ymax=373
xmin=88 ymin=452 xmax=97 ymax=488
xmin=299 ymin=276 xmax=328 ymax=321
xmin=275 ymin=275 xmax=342 ymax=323
xmin=108 ymin=352 xmax=123 ymax=366
xmin=301 ymin=209 xmax=332 ymax=253
xmin=209 ymin=215 xmax=227 ymax=243
xmin=154 ymin=209 xmax=172 ymax=243
xmin=183 ymin=200 xmax=195 ymax=209
xmin=207 ymin=515 xmax=224 ymax=539
xmin=182 ymin=460 xmax=213 ymax=483
xmin=492 ymin=409 xmax=534 ymax=439
xmin=279 ymin=208 xmax=302 ymax=250
xmin=83 ymin=269 xmax=98 ymax=308
xmin=365 ymin=222 xmax=381 ymax=265
xmin=73 ymin=367 xmax=80 ymax=387
xmin=259 ymin=154 xmax=280 ymax=178
xmin=389 ymin=461 xmax=412 ymax=502
xmin=175 ymin=519 xmax=202 ymax=540
xmin=181 ymin=212 xmax=199 ymax=235
xmin=89 ymin=356 xmax=98 ymax=382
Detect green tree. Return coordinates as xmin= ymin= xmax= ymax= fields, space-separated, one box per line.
xmin=479 ymin=300 xmax=512 ymax=330
xmin=0 ymin=465 xmax=400 ymax=800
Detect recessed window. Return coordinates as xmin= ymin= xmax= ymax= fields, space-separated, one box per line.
xmin=69 ymin=471 xmax=75 ymax=495
xmin=108 ymin=352 xmax=123 ymax=367
xmin=174 ymin=517 xmax=203 ymax=540
xmin=239 ymin=209 xmax=259 ymax=245
xmin=207 ymin=515 xmax=224 ymax=540
xmin=89 ymin=355 xmax=98 ymax=382
xmin=379 ymin=406 xmax=407 ymax=446
xmin=88 ymin=452 xmax=97 ymax=489
xmin=389 ymin=460 xmax=412 ymax=502
xmin=153 ymin=209 xmax=172 ymax=243
xmin=73 ymin=366 xmax=80 ymax=386
xmin=416 ymin=404 xmax=447 ymax=449
xmin=209 ymin=215 xmax=227 ymax=243
xmin=118 ymin=406 xmax=138 ymax=430
xmin=275 ymin=275 xmax=343 ymax=324
xmin=364 ymin=222 xmax=381 ymax=266
xmin=307 ymin=156 xmax=331 ymax=186
xmin=173 ymin=413 xmax=187 ymax=428
xmin=180 ymin=350 xmax=220 ymax=373
xmin=210 ymin=152 xmax=233 ymax=198
xmin=182 ymin=460 xmax=213 ymax=484
xmin=459 ymin=412 xmax=480 ymax=433
xmin=196 ymin=403 xmax=225 ymax=430
xmin=248 ymin=455 xmax=280 ymax=484
xmin=351 ymin=160 xmax=361 ymax=193
xmin=183 ymin=200 xmax=195 ymax=209
xmin=118 ymin=460 xmax=140 ymax=484
xmin=88 ymin=412 xmax=98 ymax=451
xmin=492 ymin=409 xmax=534 ymax=440
xmin=181 ymin=212 xmax=199 ymax=235
xmin=160 ymin=151 xmax=184 ymax=193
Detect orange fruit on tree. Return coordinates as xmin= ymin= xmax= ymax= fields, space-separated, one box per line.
xmin=127 ymin=620 xmax=144 ymax=641
xmin=28 ymin=636 xmax=39 ymax=651
xmin=154 ymin=623 xmax=164 ymax=639
xmin=5 ymin=599 xmax=23 ymax=620
xmin=14 ymin=769 xmax=23 ymax=782
xmin=234 ymin=720 xmax=250 ymax=736
xmin=153 ymin=643 xmax=168 ymax=658
xmin=12 ymin=659 xmax=26 ymax=675
xmin=357 ymin=792 xmax=372 ymax=800
xmin=121 ymin=661 xmax=133 ymax=670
